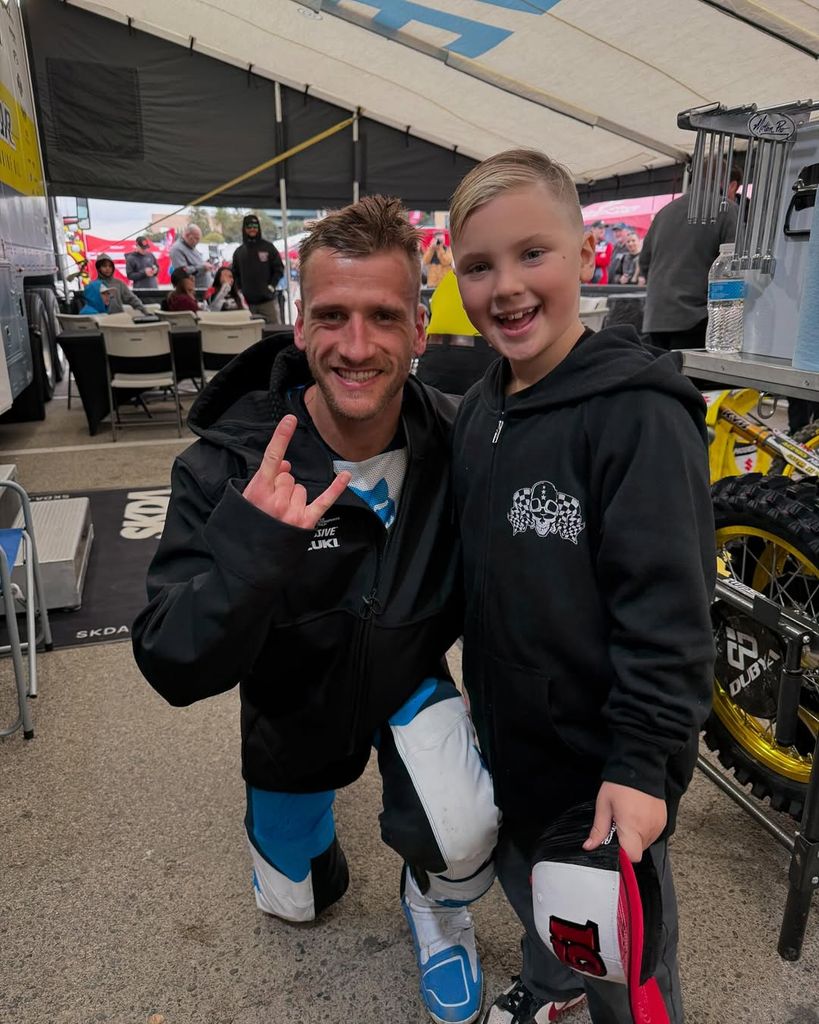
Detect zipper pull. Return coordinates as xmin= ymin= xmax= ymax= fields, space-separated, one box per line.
xmin=492 ymin=417 xmax=505 ymax=444
xmin=362 ymin=589 xmax=382 ymax=619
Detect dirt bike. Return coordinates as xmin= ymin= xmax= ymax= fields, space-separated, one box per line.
xmin=703 ymin=388 xmax=819 ymax=818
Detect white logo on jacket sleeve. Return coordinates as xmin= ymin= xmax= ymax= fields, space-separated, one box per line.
xmin=508 ymin=480 xmax=585 ymax=544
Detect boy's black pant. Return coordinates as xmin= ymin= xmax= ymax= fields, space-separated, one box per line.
xmin=496 ymin=824 xmax=684 ymax=1023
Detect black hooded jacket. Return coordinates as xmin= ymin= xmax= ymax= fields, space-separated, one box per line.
xmin=231 ymin=219 xmax=285 ymax=305
xmin=452 ymin=326 xmax=715 ymax=832
xmin=132 ymin=337 xmax=462 ymax=792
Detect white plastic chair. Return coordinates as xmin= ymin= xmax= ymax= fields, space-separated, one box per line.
xmin=157 ymin=309 xmax=199 ymax=328
xmin=100 ymin=321 xmax=183 ymax=441
xmin=57 ymin=313 xmax=101 ymax=409
xmin=197 ymin=310 xmax=253 ymax=324
xmin=0 ymin=480 xmax=53 ymax=741
xmin=97 ymin=311 xmax=135 ymax=326
xmin=199 ymin=319 xmax=264 ymax=383
xmin=579 ymin=295 xmax=608 ymax=331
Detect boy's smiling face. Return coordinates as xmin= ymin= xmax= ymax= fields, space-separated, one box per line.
xmin=453 ymin=184 xmax=595 ymax=391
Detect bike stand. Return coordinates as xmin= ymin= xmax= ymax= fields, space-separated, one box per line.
xmin=699 ymin=577 xmax=819 ymax=960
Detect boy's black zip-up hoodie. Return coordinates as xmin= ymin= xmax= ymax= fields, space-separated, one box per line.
xmin=452 ymin=326 xmax=715 ymax=833
xmin=132 ymin=336 xmax=461 ymax=793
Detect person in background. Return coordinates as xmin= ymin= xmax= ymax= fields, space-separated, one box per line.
xmin=231 ymin=214 xmax=284 ymax=324
xmin=95 ymin=254 xmax=147 ymax=314
xmin=79 ymin=279 xmax=110 ymax=316
xmin=640 ymin=166 xmax=741 ymax=353
xmin=415 ymin=269 xmax=500 ymax=396
xmin=125 ymin=236 xmax=160 ymax=290
xmin=610 ymin=231 xmax=644 ymax=285
xmin=589 ymin=221 xmax=612 ymax=284
xmin=449 ymin=148 xmax=714 ymax=1024
xmin=169 ymin=223 xmax=214 ymax=289
xmin=165 ymin=267 xmax=201 ymax=313
xmin=422 ymin=232 xmax=454 ymax=289
xmin=207 ymin=267 xmax=247 ymax=312
xmin=609 ymin=223 xmax=629 ymax=269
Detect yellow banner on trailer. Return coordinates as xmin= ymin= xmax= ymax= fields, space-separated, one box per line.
xmin=0 ymin=79 xmax=45 ymax=197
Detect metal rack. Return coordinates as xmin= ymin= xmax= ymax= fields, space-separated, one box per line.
xmin=678 ymin=96 xmax=819 ymax=960
xmin=681 ymin=349 xmax=819 ymax=401
xmin=704 ymin=578 xmax=819 ymax=960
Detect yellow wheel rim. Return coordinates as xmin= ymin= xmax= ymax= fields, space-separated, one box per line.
xmin=714 ymin=524 xmax=818 ymax=783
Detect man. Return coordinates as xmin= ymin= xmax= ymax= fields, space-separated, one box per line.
xmin=94 ymin=254 xmax=146 ymax=314
xmin=609 ymin=231 xmax=644 ymax=285
xmin=231 ymin=214 xmax=285 ymax=324
xmin=132 ymin=196 xmax=498 ymax=1024
xmin=640 ymin=166 xmax=742 ymax=352
xmin=609 ymin=222 xmax=629 ymax=271
xmin=125 ymin=236 xmax=160 ymax=289
xmin=169 ymin=223 xmax=214 ymax=289
xmin=589 ymin=220 xmax=612 ymax=284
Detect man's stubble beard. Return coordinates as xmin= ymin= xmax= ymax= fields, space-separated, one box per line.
xmin=305 ymin=347 xmax=411 ymax=423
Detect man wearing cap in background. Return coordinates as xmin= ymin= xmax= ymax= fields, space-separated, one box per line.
xmin=94 ymin=254 xmax=147 ymax=315
xmin=126 ymin=236 xmax=160 ymax=290
xmin=609 ymin=223 xmax=629 ymax=274
xmin=231 ymin=214 xmax=285 ymax=324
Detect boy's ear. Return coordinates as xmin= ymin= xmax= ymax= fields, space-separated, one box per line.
xmin=579 ymin=230 xmax=596 ymax=284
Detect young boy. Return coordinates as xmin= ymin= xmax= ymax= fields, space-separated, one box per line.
xmin=449 ymin=149 xmax=715 ymax=1023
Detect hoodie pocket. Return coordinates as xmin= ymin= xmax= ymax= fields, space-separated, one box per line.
xmin=484 ymin=653 xmax=604 ymax=821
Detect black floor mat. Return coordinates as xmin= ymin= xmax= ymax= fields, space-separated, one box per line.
xmin=21 ymin=486 xmax=169 ymax=650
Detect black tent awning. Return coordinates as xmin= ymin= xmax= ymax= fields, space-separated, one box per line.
xmin=24 ymin=0 xmax=686 ymax=209
xmin=24 ymin=0 xmax=477 ymax=209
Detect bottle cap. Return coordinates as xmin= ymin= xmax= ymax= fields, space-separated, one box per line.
xmin=718 ymin=243 xmax=735 ymax=255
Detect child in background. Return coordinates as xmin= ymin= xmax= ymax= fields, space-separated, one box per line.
xmin=449 ymin=149 xmax=715 ymax=1023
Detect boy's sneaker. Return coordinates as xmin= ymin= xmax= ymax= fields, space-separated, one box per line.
xmin=401 ymin=867 xmax=483 ymax=1024
xmin=483 ymin=977 xmax=586 ymax=1023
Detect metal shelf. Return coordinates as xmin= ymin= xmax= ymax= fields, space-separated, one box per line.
xmin=681 ymin=349 xmax=819 ymax=401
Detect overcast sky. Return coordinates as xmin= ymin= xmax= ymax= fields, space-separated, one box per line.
xmin=57 ymin=197 xmax=182 ymax=241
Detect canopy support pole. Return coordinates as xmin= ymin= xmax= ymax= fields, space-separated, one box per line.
xmin=352 ymin=110 xmax=360 ymax=204
xmin=275 ymin=81 xmax=292 ymax=325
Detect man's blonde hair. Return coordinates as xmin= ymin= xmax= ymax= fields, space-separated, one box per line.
xmin=299 ymin=195 xmax=421 ymax=297
xmin=449 ymin=149 xmax=583 ymax=240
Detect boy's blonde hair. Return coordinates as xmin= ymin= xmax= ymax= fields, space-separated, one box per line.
xmin=449 ymin=149 xmax=583 ymax=240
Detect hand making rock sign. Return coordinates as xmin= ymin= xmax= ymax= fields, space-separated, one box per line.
xmin=243 ymin=413 xmax=352 ymax=528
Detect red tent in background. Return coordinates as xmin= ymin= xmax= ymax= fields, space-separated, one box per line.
xmin=581 ymin=193 xmax=680 ymax=236
xmin=84 ymin=233 xmax=174 ymax=286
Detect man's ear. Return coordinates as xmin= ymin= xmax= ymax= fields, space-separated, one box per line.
xmin=294 ymin=299 xmax=306 ymax=351
xmin=579 ymin=231 xmax=596 ymax=284
xmin=413 ymin=304 xmax=428 ymax=359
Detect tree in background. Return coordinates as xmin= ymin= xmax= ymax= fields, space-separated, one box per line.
xmin=185 ymin=207 xmax=213 ymax=234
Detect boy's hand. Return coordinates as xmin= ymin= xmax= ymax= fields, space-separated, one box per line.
xmin=582 ymin=782 xmax=667 ymax=863
xmin=243 ymin=414 xmax=351 ymax=530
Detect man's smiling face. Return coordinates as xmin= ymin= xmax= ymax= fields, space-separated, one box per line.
xmin=295 ymin=247 xmax=426 ymax=426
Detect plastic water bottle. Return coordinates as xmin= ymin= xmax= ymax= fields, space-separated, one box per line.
xmin=705 ymin=243 xmax=745 ymax=353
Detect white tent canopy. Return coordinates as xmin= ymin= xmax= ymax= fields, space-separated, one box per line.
xmin=69 ymin=0 xmax=818 ymax=188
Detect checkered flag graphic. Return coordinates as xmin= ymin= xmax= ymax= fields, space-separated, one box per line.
xmin=508 ymin=487 xmax=533 ymax=535
xmin=555 ymin=493 xmax=585 ymax=545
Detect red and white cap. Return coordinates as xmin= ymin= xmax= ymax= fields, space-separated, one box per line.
xmin=531 ymin=801 xmax=669 ymax=1024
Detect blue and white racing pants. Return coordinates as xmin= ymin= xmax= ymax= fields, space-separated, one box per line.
xmin=246 ymin=677 xmax=499 ymax=921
